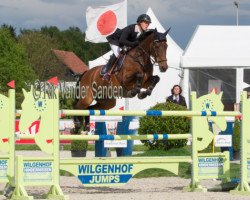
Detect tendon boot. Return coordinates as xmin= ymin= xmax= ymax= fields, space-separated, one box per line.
xmin=100 ymin=54 xmax=117 ymax=76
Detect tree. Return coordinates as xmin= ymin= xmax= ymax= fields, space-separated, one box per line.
xmin=19 ymin=26 xmax=110 ymax=80
xmin=0 ymin=28 xmax=36 ymax=92
xmin=1 ymin=24 xmax=16 ymax=39
xmin=18 ymin=31 xmax=62 ymax=80
xmin=41 ymin=26 xmax=61 ymax=39
xmin=41 ymin=26 xmax=110 ymax=64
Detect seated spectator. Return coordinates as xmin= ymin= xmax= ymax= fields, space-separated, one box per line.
xmin=166 ymin=85 xmax=187 ymax=107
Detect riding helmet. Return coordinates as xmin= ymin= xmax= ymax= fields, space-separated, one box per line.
xmin=137 ymin=14 xmax=151 ymax=23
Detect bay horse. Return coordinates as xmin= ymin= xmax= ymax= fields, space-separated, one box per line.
xmin=72 ymin=28 xmax=170 ymax=133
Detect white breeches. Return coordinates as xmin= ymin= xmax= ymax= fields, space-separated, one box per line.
xmin=110 ymin=44 xmax=121 ymax=58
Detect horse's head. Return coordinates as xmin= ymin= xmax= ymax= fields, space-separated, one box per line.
xmin=151 ymin=28 xmax=170 ymax=72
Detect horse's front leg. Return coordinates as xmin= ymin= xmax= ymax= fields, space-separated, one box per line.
xmin=127 ymin=73 xmax=144 ymax=98
xmin=138 ymin=75 xmax=160 ymax=99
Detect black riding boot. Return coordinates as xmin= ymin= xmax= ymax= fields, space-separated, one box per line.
xmin=100 ymin=54 xmax=117 ymax=76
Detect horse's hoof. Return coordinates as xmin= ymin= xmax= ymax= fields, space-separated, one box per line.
xmin=127 ymin=91 xmax=136 ymax=98
xmin=136 ymin=88 xmax=141 ymax=93
xmin=138 ymin=92 xmax=148 ymax=99
xmin=127 ymin=88 xmax=141 ymax=98
xmin=146 ymin=89 xmax=152 ymax=96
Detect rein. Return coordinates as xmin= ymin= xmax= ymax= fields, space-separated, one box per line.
xmin=138 ymin=45 xmax=156 ymax=65
xmin=128 ymin=39 xmax=167 ymax=69
xmin=151 ymin=40 xmax=167 ymax=65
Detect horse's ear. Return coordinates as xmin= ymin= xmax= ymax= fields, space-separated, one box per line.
xmin=164 ymin=27 xmax=171 ymax=36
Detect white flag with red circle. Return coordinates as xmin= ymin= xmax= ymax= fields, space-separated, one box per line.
xmin=85 ymin=0 xmax=127 ymax=43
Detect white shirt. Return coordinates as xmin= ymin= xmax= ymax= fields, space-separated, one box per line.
xmin=135 ymin=25 xmax=142 ymax=38
xmin=173 ymin=95 xmax=179 ymax=102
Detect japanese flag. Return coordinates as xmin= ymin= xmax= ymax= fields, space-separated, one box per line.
xmin=85 ymin=0 xmax=127 ymax=43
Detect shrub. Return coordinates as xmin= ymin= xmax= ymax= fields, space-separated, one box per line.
xmin=70 ymin=140 xmax=88 ymax=151
xmin=138 ymin=102 xmax=190 ymax=150
xmin=232 ymin=119 xmax=240 ymax=152
xmin=59 ymin=92 xmax=74 ymax=109
xmin=16 ymin=92 xmax=24 ymax=109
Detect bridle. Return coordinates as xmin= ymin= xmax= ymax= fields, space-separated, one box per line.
xmin=151 ymin=40 xmax=168 ymax=66
xmin=131 ymin=39 xmax=167 ymax=67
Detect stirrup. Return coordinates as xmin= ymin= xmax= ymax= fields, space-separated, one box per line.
xmin=100 ymin=66 xmax=109 ymax=76
xmin=102 ymin=73 xmax=111 ymax=81
xmin=100 ymin=70 xmax=107 ymax=76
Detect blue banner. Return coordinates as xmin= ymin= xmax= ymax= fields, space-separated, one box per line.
xmin=78 ymin=174 xmax=132 ymax=185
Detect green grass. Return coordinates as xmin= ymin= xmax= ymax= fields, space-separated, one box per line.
xmin=133 ymin=146 xmax=191 ymax=157
xmin=16 ymin=144 xmax=41 ymax=150
xmin=132 ymin=145 xmax=148 ymax=151
xmin=230 ymin=163 xmax=240 ymax=179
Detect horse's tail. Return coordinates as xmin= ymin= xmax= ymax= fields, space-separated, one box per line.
xmin=76 ymin=73 xmax=84 ymax=85
xmin=72 ymin=71 xmax=88 ymax=108
xmin=72 ymin=71 xmax=86 ymax=84
xmin=75 ymin=65 xmax=102 ymax=86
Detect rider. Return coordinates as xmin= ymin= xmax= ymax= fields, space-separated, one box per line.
xmin=100 ymin=14 xmax=152 ymax=76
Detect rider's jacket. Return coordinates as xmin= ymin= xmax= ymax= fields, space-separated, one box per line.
xmin=106 ymin=24 xmax=140 ymax=47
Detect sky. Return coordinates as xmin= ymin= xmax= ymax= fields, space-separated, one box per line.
xmin=0 ymin=0 xmax=250 ymax=49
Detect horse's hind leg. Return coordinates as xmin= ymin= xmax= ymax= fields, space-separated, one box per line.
xmin=72 ymin=98 xmax=92 ymax=133
xmin=138 ymin=75 xmax=160 ymax=99
xmin=71 ymin=116 xmax=83 ymax=134
xmin=84 ymin=99 xmax=116 ymax=132
xmin=127 ymin=73 xmax=144 ymax=97
xmin=71 ymin=99 xmax=83 ymax=134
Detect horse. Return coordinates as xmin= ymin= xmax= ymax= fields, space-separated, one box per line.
xmin=73 ymin=28 xmax=170 ymax=133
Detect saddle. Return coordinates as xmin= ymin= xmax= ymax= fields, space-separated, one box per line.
xmin=101 ymin=48 xmax=128 ymax=81
xmin=101 ymin=53 xmax=126 ymax=77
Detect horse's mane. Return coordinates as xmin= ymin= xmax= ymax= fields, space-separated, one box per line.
xmin=138 ymin=29 xmax=167 ymax=43
xmin=138 ymin=29 xmax=155 ymax=42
